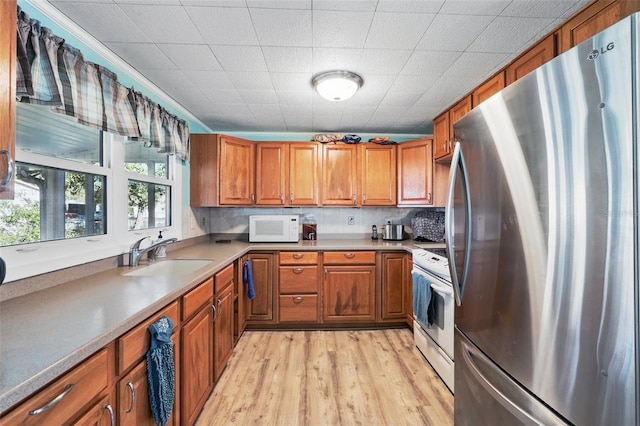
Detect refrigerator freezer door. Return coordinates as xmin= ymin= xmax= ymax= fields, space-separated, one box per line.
xmin=453 ymin=14 xmax=637 ymax=426
xmin=455 ymin=329 xmax=568 ymax=426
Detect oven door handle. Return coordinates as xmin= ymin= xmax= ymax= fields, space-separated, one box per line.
xmin=430 ymin=281 xmax=453 ymax=297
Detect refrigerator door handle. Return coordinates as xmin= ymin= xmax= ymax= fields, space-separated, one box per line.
xmin=445 ymin=141 xmax=472 ymax=306
xmin=459 ymin=335 xmax=568 ymax=426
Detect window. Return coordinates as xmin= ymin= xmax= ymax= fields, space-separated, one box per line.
xmin=0 ymin=102 xmax=181 ymax=283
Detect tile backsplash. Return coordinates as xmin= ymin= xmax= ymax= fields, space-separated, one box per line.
xmin=196 ymin=206 xmax=444 ymax=239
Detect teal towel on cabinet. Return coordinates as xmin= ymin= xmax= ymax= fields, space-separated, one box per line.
xmin=146 ymin=316 xmax=175 ymax=426
xmin=243 ymin=259 xmax=256 ymax=300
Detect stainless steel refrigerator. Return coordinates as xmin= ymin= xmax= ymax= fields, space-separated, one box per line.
xmin=446 ymin=13 xmax=638 ymax=426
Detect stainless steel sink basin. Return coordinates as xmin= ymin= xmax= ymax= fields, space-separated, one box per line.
xmin=123 ymin=259 xmax=213 ymax=277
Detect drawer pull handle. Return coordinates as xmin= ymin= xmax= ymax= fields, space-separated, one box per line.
xmin=292 ymin=268 xmax=304 ymax=274
xmin=344 ymin=253 xmax=355 ymax=259
xmin=105 ymin=404 xmax=115 ymax=426
xmin=293 ymin=296 xmax=304 ymax=304
xmin=217 ymin=298 xmax=223 ymax=315
xmin=28 ymin=384 xmax=74 ymax=415
xmin=125 ymin=382 xmax=136 ymax=413
xmin=292 ymin=253 xmax=304 ymax=259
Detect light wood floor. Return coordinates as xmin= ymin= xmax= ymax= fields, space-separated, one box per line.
xmin=196 ymin=328 xmax=454 ymax=426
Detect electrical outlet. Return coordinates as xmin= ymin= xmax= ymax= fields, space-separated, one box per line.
xmin=347 ymin=216 xmax=355 ymax=225
xmin=385 ymin=218 xmax=392 ymax=225
xmin=201 ymin=216 xmax=206 ymax=227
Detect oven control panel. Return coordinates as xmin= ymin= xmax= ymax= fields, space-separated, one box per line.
xmin=412 ymin=249 xmax=451 ymax=281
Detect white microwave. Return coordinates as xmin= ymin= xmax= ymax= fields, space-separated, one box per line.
xmin=249 ymin=215 xmax=300 ymax=243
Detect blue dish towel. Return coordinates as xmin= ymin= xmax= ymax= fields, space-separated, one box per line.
xmin=243 ymin=259 xmax=256 ymax=300
xmin=146 ymin=316 xmax=175 ymax=426
xmin=412 ymin=272 xmax=435 ymax=326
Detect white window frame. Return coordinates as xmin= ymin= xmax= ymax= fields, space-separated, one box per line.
xmin=0 ymin=132 xmax=182 ymax=283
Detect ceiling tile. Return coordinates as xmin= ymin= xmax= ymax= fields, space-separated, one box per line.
xmin=416 ymin=14 xmax=494 ymax=51
xmin=357 ymin=49 xmax=413 ymax=75
xmin=210 ymin=45 xmax=268 ymax=71
xmin=388 ymin=74 xmax=438 ymax=94
xmin=185 ymin=6 xmax=259 ymax=45
xmin=444 ymin=51 xmax=509 ymax=77
xmin=277 ymin=90 xmax=313 ymax=105
xmin=228 ymin=72 xmax=274 ymax=90
xmin=400 ymin=50 xmax=462 ymax=76
xmin=157 ymin=44 xmax=222 ymax=71
xmin=378 ymin=90 xmax=422 ymax=108
xmin=50 ymin=3 xmax=149 ymax=42
xmin=313 ymin=0 xmax=378 ymax=11
xmin=312 ymin=48 xmax=362 ymax=74
xmin=239 ymin=90 xmax=279 ymax=104
xmin=439 ymin=0 xmax=509 ymax=15
xmin=364 ymin=12 xmax=435 ymax=49
xmin=376 ymin=0 xmax=445 ymax=13
xmin=183 ymin=70 xmax=235 ymax=90
xmin=270 ymin=72 xmax=313 ymax=91
xmin=246 ymin=0 xmax=311 ymax=9
xmin=181 ymin=0 xmax=247 ymax=6
xmin=250 ymin=8 xmax=312 ymax=46
xmin=262 ymin=47 xmax=312 ymax=72
xmin=105 ymin=42 xmax=176 ymax=70
xmin=312 ymin=10 xmax=374 ymax=48
xmin=117 ymin=4 xmax=205 ymax=43
xmin=469 ymin=16 xmax=555 ymax=53
xmin=501 ymin=0 xmax=584 ymax=18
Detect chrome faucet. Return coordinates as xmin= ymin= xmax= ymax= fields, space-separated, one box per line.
xmin=129 ymin=236 xmax=178 ymax=267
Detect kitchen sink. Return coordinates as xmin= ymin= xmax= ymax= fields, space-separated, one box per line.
xmin=123 ymin=259 xmax=213 ymax=277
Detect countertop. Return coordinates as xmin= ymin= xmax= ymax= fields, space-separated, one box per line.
xmin=0 ymin=237 xmax=445 ymax=413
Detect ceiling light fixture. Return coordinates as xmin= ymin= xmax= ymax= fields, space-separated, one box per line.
xmin=312 ymin=71 xmax=363 ymax=102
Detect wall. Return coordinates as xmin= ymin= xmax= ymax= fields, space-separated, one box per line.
xmin=201 ymin=206 xmax=443 ymax=239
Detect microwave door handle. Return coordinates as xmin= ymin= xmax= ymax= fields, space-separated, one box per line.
xmin=445 ymin=141 xmax=472 ymax=306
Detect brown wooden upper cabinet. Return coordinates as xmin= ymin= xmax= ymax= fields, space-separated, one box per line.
xmin=434 ymin=96 xmax=472 ymax=163
xmin=255 ymin=142 xmax=321 ymax=206
xmin=321 ymin=143 xmax=359 ymax=206
xmin=0 ymin=0 xmax=16 ymax=199
xmin=359 ymin=143 xmax=396 ymax=206
xmin=397 ymin=137 xmax=434 ymax=206
xmin=472 ymin=72 xmax=506 ymax=107
xmin=506 ymin=33 xmax=557 ymax=85
xmin=190 ymin=134 xmax=255 ymax=206
xmin=559 ymin=0 xmax=640 ymax=53
xmin=321 ymin=143 xmax=397 ymax=206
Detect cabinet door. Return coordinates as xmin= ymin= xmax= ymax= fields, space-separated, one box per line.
xmin=397 ymin=138 xmax=433 ymax=206
xmin=559 ymin=0 xmax=640 ymax=53
xmin=246 ymin=252 xmax=275 ymax=322
xmin=289 ymin=142 xmax=321 ymax=206
xmin=219 ymin=135 xmax=255 ymax=205
xmin=404 ymin=253 xmax=414 ymax=326
xmin=118 ymin=361 xmax=153 ymax=426
xmin=321 ymin=144 xmax=358 ymax=206
xmin=189 ymin=134 xmax=219 ymax=207
xmin=213 ymin=284 xmax=233 ymax=382
xmin=379 ymin=253 xmax=406 ymax=322
xmin=359 ymin=144 xmax=396 ymax=206
xmin=506 ymin=33 xmax=556 ymax=85
xmin=181 ymin=306 xmax=213 ymax=425
xmin=449 ymin=96 xmax=472 ymax=143
xmin=255 ymin=142 xmax=287 ymax=205
xmin=323 ymin=265 xmax=376 ymax=322
xmin=74 ymin=395 xmax=116 ymax=426
xmin=472 ymin=72 xmax=505 ymax=107
xmin=234 ymin=256 xmax=247 ymax=344
xmin=0 ymin=0 xmax=16 ymax=199
xmin=433 ymin=111 xmax=450 ymax=161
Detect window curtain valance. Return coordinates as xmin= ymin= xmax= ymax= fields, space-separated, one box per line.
xmin=15 ymin=6 xmax=190 ymax=161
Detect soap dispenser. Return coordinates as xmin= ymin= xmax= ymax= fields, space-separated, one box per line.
xmin=371 ymin=225 xmax=378 ymax=240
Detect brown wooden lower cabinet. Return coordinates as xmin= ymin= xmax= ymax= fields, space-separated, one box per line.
xmin=379 ymin=252 xmax=407 ymax=322
xmin=73 ymin=394 xmax=115 ymax=426
xmin=213 ymin=284 xmax=233 ymax=382
xmin=245 ymin=252 xmax=275 ymax=323
xmin=404 ymin=253 xmax=414 ymax=327
xmin=323 ymin=265 xmax=376 ymax=322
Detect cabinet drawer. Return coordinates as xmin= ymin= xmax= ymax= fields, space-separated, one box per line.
xmin=183 ymin=277 xmax=213 ymax=320
xmin=279 ymin=295 xmax=318 ymax=322
xmin=323 ymin=251 xmax=375 ymax=264
xmin=118 ymin=301 xmax=179 ymax=374
xmin=214 ymin=263 xmax=234 ymax=294
xmin=2 ymin=349 xmax=108 ymax=425
xmin=279 ymin=251 xmax=318 ymax=265
xmin=279 ymin=266 xmax=319 ymax=293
